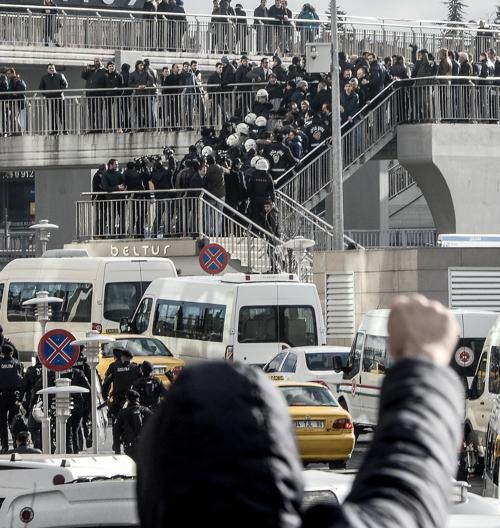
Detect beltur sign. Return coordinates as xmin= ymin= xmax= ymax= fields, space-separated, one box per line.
xmin=110 ymin=242 xmax=171 ymax=257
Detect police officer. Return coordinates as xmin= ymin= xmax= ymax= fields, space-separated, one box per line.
xmin=0 ymin=325 xmax=19 ymax=360
xmin=113 ymin=389 xmax=151 ymax=462
xmin=61 ymin=366 xmax=91 ymax=454
xmin=303 ymin=112 xmax=330 ymax=150
xmin=0 ymin=345 xmax=23 ymax=453
xmin=133 ymin=361 xmax=168 ymax=410
xmin=20 ymin=356 xmax=42 ymax=450
xmin=245 ymin=157 xmax=275 ymax=229
xmin=261 ymin=130 xmax=298 ymax=181
xmin=102 ymin=349 xmax=140 ymax=454
xmin=73 ymin=349 xmax=92 ymax=449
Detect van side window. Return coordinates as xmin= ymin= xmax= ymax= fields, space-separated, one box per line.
xmin=7 ymin=282 xmax=93 ymax=323
xmin=362 ymin=335 xmax=390 ymax=374
xmin=471 ymin=352 xmax=487 ymax=399
xmin=0 ymin=283 xmax=4 ymax=307
xmin=153 ymin=300 xmax=226 ymax=342
xmin=281 ymin=352 xmax=298 ymax=373
xmin=489 ymin=346 xmax=500 ymax=394
xmin=238 ymin=306 xmax=317 ymax=346
xmin=239 ymin=307 xmax=278 ymax=343
xmin=133 ymin=298 xmax=153 ymax=334
xmin=344 ymin=332 xmax=363 ymax=380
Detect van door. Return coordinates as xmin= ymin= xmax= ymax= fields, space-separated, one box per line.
xmin=101 ymin=261 xmax=143 ymax=331
xmin=468 ymin=351 xmax=490 ymax=448
xmin=234 ymin=283 xmax=279 ymax=365
xmin=339 ymin=332 xmax=364 ymax=422
xmin=359 ymin=334 xmax=387 ymax=426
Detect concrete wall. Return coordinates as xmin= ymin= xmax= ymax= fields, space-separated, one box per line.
xmin=314 ymin=248 xmax=500 ymax=345
xmin=389 ymin=184 xmax=434 ymax=229
xmin=398 ymin=124 xmax=500 ymax=234
xmin=343 ymin=160 xmax=389 ymax=231
xmin=0 ymin=131 xmax=197 ymax=169
xmin=35 ymin=168 xmax=91 ymax=249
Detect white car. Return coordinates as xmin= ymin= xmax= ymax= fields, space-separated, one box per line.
xmin=0 ymin=454 xmax=138 ymax=527
xmin=302 ymin=469 xmax=354 ymax=507
xmin=263 ymin=346 xmax=350 ymax=395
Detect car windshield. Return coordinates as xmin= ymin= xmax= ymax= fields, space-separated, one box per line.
xmin=101 ymin=338 xmax=172 ymax=358
xmin=305 ymin=352 xmax=349 ymax=371
xmin=279 ymin=386 xmax=339 ymax=407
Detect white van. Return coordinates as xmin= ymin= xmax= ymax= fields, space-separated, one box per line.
xmin=438 ymin=234 xmax=500 ymax=248
xmin=338 ymin=309 xmax=498 ymax=436
xmin=0 ymin=256 xmax=177 ymax=358
xmin=126 ymin=273 xmax=326 ymax=365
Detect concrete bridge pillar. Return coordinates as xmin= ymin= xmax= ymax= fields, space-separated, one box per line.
xmin=35 ymin=168 xmax=91 ymax=250
xmin=397 ymin=124 xmax=500 ymax=234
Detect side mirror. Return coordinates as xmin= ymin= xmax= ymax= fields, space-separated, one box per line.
xmin=119 ymin=318 xmax=130 ymax=333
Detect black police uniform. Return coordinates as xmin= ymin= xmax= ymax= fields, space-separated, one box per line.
xmin=62 ymin=368 xmax=91 ymax=454
xmin=303 ymin=115 xmax=330 ymax=149
xmin=0 ymin=331 xmax=19 ymax=360
xmin=113 ymin=401 xmax=151 ymax=461
xmin=0 ymin=355 xmax=23 ymax=452
xmin=73 ymin=353 xmax=92 ymax=449
xmin=245 ymin=169 xmax=275 ymax=228
xmin=261 ymin=141 xmax=297 ymax=180
xmin=132 ymin=375 xmax=168 ymax=409
xmin=102 ymin=360 xmax=140 ymax=452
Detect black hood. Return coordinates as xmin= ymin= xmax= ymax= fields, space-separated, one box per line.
xmin=137 ymin=362 xmax=303 ymax=528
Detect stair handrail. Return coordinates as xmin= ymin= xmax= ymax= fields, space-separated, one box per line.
xmin=275 ymin=191 xmax=364 ymax=249
xmin=274 ymin=80 xmax=399 ymax=190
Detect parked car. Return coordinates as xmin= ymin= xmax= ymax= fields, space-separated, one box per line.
xmin=98 ymin=334 xmax=184 ymax=385
xmin=274 ymin=381 xmax=355 ymax=469
xmin=263 ymin=346 xmax=350 ymax=395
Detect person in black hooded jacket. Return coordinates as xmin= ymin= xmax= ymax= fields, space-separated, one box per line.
xmin=137 ymin=295 xmax=462 ymax=528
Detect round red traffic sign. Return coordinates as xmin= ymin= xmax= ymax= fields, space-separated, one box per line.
xmin=38 ymin=329 xmax=80 ymax=372
xmin=199 ymin=243 xmax=229 ymax=275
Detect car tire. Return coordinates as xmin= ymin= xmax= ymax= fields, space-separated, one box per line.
xmin=328 ymin=460 xmax=347 ymax=470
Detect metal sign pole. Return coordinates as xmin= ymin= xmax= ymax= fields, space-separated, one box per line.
xmin=330 ymin=0 xmax=345 ymax=250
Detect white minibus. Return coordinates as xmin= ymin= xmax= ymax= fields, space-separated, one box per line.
xmin=438 ymin=234 xmax=500 ymax=247
xmin=125 ymin=273 xmax=326 ymax=365
xmin=0 ymin=256 xmax=177 ymax=358
xmin=338 ymin=309 xmax=497 ymax=437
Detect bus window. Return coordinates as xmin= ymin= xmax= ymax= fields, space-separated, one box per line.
xmin=7 ymin=282 xmax=92 ymax=323
xmin=132 ymin=297 xmax=153 ymax=334
xmin=450 ymin=338 xmax=486 ymax=379
xmin=344 ymin=332 xmax=364 ymax=380
xmin=489 ymin=346 xmax=500 ymax=395
xmin=470 ymin=352 xmax=487 ymax=400
xmin=362 ymin=335 xmax=390 ymax=374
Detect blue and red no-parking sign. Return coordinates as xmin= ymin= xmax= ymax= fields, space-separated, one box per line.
xmin=38 ymin=329 xmax=80 ymax=372
xmin=199 ymin=243 xmax=229 ymax=275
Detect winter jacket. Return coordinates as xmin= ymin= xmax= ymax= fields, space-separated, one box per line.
xmin=38 ymin=72 xmax=68 ymax=97
xmin=138 ymin=358 xmax=462 ymax=528
xmin=205 ymin=164 xmax=226 ymax=199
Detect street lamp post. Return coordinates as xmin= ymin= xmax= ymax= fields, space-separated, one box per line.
xmin=71 ymin=331 xmax=115 ymax=455
xmin=22 ymin=292 xmax=63 ymax=454
xmin=37 ymin=378 xmax=89 ymax=455
xmin=283 ymin=237 xmax=316 ymax=282
xmin=329 ymin=0 xmax=344 ymax=250
xmin=30 ymin=219 xmax=59 ymax=256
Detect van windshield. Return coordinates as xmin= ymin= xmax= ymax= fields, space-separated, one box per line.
xmin=7 ymin=282 xmax=93 ymax=322
xmin=238 ymin=305 xmax=317 ymax=347
xmin=101 ymin=338 xmax=172 ymax=358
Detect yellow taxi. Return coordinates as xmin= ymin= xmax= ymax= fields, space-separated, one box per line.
xmin=97 ymin=334 xmax=184 ymax=385
xmin=275 ymin=381 xmax=355 ymax=469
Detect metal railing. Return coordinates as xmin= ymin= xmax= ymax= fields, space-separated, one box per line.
xmin=0 ymin=87 xmax=255 ymax=136
xmin=0 ymin=4 xmax=498 ymax=59
xmin=389 ymin=161 xmax=415 ymax=199
xmin=275 ymin=190 xmax=362 ymax=251
xmin=0 ymin=230 xmax=36 ymax=265
xmin=77 ymin=189 xmax=286 ymax=274
xmin=277 ymin=78 xmax=500 ymax=209
xmin=345 ymin=229 xmax=437 ymax=248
